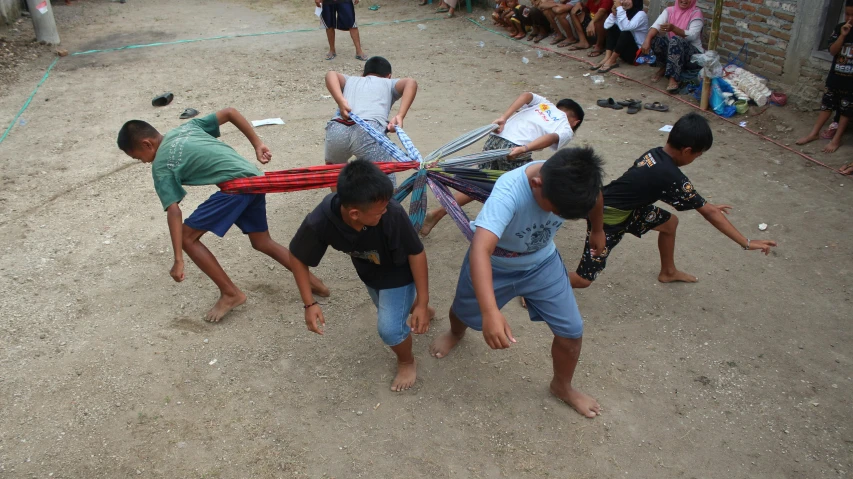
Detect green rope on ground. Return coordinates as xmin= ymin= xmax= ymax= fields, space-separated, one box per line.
xmin=0 ymin=57 xmax=59 ymax=146
xmin=0 ymin=16 xmax=444 ymax=146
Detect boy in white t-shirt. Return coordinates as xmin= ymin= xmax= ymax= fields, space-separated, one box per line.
xmin=420 ymin=92 xmax=584 ymax=236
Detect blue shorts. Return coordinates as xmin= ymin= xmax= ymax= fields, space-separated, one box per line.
xmin=321 ymin=1 xmax=357 ymax=31
xmin=366 ymin=283 xmax=416 ymax=346
xmin=451 ymin=249 xmax=583 ymax=339
xmin=184 ymin=192 xmax=268 ymax=238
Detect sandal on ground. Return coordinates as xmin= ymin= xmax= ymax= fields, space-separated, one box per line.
xmin=840 ymin=163 xmax=853 ymax=175
xmin=355 ymin=54 xmax=368 ymax=61
xmin=151 ymin=92 xmax=174 ymax=107
xmin=435 ymin=7 xmax=448 ymax=12
xmin=325 ymin=52 xmax=337 ymax=60
xmin=666 ymin=82 xmax=680 ymax=93
xmin=566 ymin=43 xmax=588 ymax=51
xmin=821 ymin=122 xmax=839 ymax=139
xmin=557 ymin=39 xmax=579 ymax=48
xmin=527 ymin=32 xmax=537 ymax=41
xmin=179 ymin=108 xmax=199 ymax=119
xmin=596 ymin=98 xmax=623 ymax=110
xmin=446 ymin=11 xmax=455 ymax=17
xmin=589 ymin=63 xmax=602 ymax=70
xmin=599 ymin=63 xmax=619 ymax=73
xmin=533 ymin=33 xmax=548 ymax=43
xmin=626 ymin=101 xmax=642 ymax=114
xmin=644 ymin=101 xmax=669 ymax=112
xmin=616 ymin=98 xmax=640 ymax=106
xmin=588 ymin=49 xmax=604 ymax=57
xmin=549 ymin=35 xmax=566 ymax=45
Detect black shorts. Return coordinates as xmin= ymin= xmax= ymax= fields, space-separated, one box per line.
xmin=575 ymin=205 xmax=671 ymax=282
xmin=820 ymin=88 xmax=853 ymax=118
xmin=321 ymin=0 xmax=357 ymax=30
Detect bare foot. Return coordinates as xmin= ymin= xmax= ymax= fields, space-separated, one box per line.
xmin=658 ymin=270 xmax=698 ymax=283
xmin=651 ymin=69 xmax=665 ymax=82
xmin=419 ymin=211 xmax=440 ymax=237
xmin=550 ymin=379 xmax=601 ymax=418
xmin=429 ymin=331 xmax=463 ymax=358
xmin=205 ymin=290 xmax=247 ymax=323
xmin=823 ymin=140 xmax=842 ymax=153
xmin=310 ymin=275 xmax=330 ymax=297
xmin=795 ymin=134 xmax=819 ymax=146
xmin=666 ymin=78 xmax=679 ymax=91
xmin=840 ymin=163 xmax=853 ymax=175
xmin=391 ymin=360 xmax=417 ymax=391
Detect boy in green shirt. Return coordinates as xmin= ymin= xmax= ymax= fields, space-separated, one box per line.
xmin=117 ymin=108 xmax=329 ymax=322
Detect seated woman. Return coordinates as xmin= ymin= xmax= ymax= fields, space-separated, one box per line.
xmin=592 ymin=0 xmax=648 ymax=72
xmin=640 ymin=0 xmax=704 ymax=92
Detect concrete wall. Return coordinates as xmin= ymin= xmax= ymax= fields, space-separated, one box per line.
xmin=646 ymin=0 xmax=836 ymax=109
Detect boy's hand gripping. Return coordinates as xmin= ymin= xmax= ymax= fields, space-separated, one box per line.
xmin=482 ymin=310 xmax=516 ymax=349
xmin=387 ymin=114 xmax=404 ymax=133
xmin=589 ymin=229 xmax=606 ymax=257
xmin=492 ymin=117 xmax=507 ymax=133
xmin=409 ymin=303 xmax=431 ymax=334
xmin=255 ymin=144 xmax=272 ymax=164
xmin=338 ymin=100 xmax=353 ymax=120
xmin=304 ymin=304 xmax=326 ymax=335
xmin=170 ymin=260 xmax=185 ymax=282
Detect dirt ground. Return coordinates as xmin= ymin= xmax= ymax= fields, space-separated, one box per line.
xmin=1 ymin=0 xmax=851 ymax=477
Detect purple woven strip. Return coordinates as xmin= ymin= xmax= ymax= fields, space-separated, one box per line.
xmin=426 ymin=176 xmax=474 ymax=242
xmin=429 ymin=172 xmax=490 ymax=203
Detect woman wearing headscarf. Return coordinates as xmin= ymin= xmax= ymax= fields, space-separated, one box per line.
xmin=591 ymin=0 xmax=649 ymax=72
xmin=641 ymin=0 xmax=705 ymax=92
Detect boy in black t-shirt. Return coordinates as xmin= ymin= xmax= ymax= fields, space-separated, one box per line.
xmin=571 ymin=113 xmax=777 ymax=288
xmin=796 ymin=1 xmax=853 ymax=159
xmin=289 ymin=160 xmax=433 ymax=392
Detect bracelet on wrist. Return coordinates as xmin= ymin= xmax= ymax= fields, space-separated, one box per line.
xmin=742 ymin=239 xmax=750 ymax=250
xmin=303 ymin=301 xmax=319 ymax=309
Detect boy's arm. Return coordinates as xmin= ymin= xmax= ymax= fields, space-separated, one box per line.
xmin=493 ymin=92 xmax=535 ymax=133
xmin=507 ymin=132 xmax=559 ymax=158
xmin=325 ymin=71 xmax=352 ymax=119
xmin=407 ymin=251 xmax=431 ymax=334
xmin=587 ymin=191 xmax=605 ymax=256
xmin=470 ymin=228 xmax=517 ymax=349
xmin=165 ymin=203 xmax=186 ymax=282
xmin=388 ymin=78 xmax=419 ymax=132
xmin=292 ymin=256 xmax=326 ymax=335
xmin=696 ymin=203 xmax=777 ymax=254
xmin=829 ymin=23 xmax=852 ymax=55
xmin=215 ymin=107 xmax=272 ymax=164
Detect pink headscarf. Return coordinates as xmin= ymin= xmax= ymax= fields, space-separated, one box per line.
xmin=666 ymin=0 xmax=703 ymax=38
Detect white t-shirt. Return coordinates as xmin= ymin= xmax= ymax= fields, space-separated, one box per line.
xmin=333 ymin=75 xmax=402 ymax=126
xmin=495 ymin=93 xmax=574 ymax=151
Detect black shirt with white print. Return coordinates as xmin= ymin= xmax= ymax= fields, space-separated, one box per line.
xmin=827 ymin=23 xmax=853 ymax=91
xmin=603 ymin=147 xmax=707 ymax=212
xmin=289 ymin=194 xmax=424 ymax=290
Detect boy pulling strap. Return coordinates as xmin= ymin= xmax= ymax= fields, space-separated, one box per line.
xmin=289 ymin=160 xmax=433 ymax=392
xmin=117 ymin=108 xmax=329 ymax=322
xmin=571 ymin=112 xmax=777 ymax=289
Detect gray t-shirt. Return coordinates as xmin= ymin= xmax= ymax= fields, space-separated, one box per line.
xmin=333 ymin=75 xmax=402 ymax=126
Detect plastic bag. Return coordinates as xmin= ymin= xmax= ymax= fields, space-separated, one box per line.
xmin=692 ymin=50 xmax=723 ymax=79
xmin=708 ymin=78 xmax=736 ymax=117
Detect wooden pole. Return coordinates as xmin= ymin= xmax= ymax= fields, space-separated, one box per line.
xmin=699 ymin=0 xmax=723 ymax=110
xmin=26 ymin=0 xmax=60 ymax=45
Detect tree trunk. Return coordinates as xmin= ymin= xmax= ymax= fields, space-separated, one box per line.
xmin=700 ymin=0 xmax=723 ymax=111
xmin=25 ymin=0 xmax=60 ymax=44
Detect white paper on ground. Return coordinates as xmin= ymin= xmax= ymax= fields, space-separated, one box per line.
xmin=554 ymin=75 xmax=563 ymax=79
xmin=252 ymin=118 xmax=285 ymax=127
xmin=659 ymin=125 xmax=673 ymax=132
xmin=315 ymin=6 xmax=323 ymax=16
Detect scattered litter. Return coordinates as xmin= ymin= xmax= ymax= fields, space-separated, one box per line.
xmin=209 ymin=359 xmax=218 ymax=366
xmin=583 ymin=73 xmax=590 ymax=77
xmin=315 ymin=6 xmax=322 ymax=16
xmin=758 ymin=223 xmax=768 ymax=231
xmin=739 ymin=121 xmax=747 ymax=128
xmin=373 ymin=402 xmax=381 ymax=410
xmin=203 ymin=338 xmax=209 ymax=344
xmin=537 ymin=50 xmax=543 ymax=58
xmin=417 ymin=24 xmax=426 ymax=30
xmin=18 ymin=118 xmax=27 ymax=126
xmin=251 ymin=118 xmax=285 ymax=127
xmin=56 ymin=49 xmax=68 ymax=57
xmin=554 ymin=75 xmax=563 ymax=79
xmin=480 ymin=15 xmax=486 ymax=21
xmin=368 ymin=4 xmax=380 ymax=10
xmin=522 ymin=57 xmax=529 ymax=64
xmin=591 ymin=75 xmax=604 ymax=85
xmin=321 ymin=94 xmax=332 ymax=99
xmin=659 ymin=125 xmax=673 ymax=132
xmin=478 ymin=41 xmax=485 ymax=48
xmin=103 ymin=240 xmax=111 ymax=245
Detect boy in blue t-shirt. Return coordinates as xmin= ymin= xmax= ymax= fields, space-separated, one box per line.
xmin=430 ymin=147 xmax=607 ymax=418
xmin=117 ymin=108 xmax=329 ymax=323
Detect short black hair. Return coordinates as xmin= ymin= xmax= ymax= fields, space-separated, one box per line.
xmin=117 ymin=120 xmax=159 ymax=152
xmin=847 ymin=0 xmax=853 ymax=8
xmin=556 ymin=99 xmax=585 ymax=131
xmin=667 ymin=112 xmax=714 ymax=152
xmin=337 ymin=160 xmax=394 ymax=208
xmin=540 ymin=147 xmax=603 ymax=220
xmin=363 ymin=56 xmax=392 ymax=77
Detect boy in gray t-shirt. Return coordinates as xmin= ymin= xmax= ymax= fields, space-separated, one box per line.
xmin=323 ymin=56 xmax=418 ymax=187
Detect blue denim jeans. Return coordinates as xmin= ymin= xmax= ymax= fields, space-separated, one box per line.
xmin=365 ymin=282 xmax=416 ymax=346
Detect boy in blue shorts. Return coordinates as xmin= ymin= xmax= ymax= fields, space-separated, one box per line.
xmin=429 ymin=147 xmax=607 ymax=418
xmin=289 ymin=160 xmax=433 ymax=392
xmin=571 ymin=112 xmax=777 ymax=289
xmin=117 ymin=108 xmax=329 ymax=322
xmin=316 ymin=0 xmax=367 ymax=61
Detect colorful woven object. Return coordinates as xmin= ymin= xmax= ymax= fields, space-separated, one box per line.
xmin=218 ymin=161 xmax=419 ymax=194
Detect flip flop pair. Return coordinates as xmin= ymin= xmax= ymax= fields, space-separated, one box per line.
xmin=591 ymin=63 xmax=619 ymax=73
xmin=644 ymin=101 xmax=669 ymax=112
xmin=617 ymin=99 xmax=642 ymax=114
xmin=596 ymin=98 xmax=622 ymax=110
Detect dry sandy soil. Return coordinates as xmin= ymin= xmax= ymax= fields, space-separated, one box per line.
xmin=1 ymin=0 xmax=851 ymax=477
